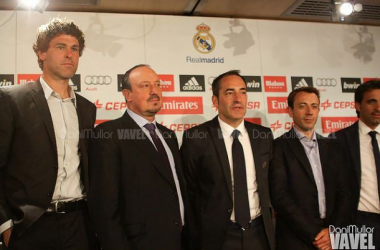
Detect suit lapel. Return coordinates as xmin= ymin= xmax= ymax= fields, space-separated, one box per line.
xmin=346 ymin=122 xmax=361 ymax=186
xmin=287 ymin=129 xmax=317 ymax=186
xmin=209 ymin=117 xmax=233 ymax=199
xmin=245 ymin=122 xmax=265 ymax=188
xmin=122 ymin=112 xmax=176 ymax=187
xmin=317 ymin=135 xmax=330 ymax=186
xmin=31 ymin=81 xmax=57 ymax=151
xmin=75 ymin=95 xmax=89 ymax=192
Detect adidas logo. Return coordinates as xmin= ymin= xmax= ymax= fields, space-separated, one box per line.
xmin=183 ymin=77 xmax=202 ymax=91
xmin=294 ymin=78 xmax=309 ymax=89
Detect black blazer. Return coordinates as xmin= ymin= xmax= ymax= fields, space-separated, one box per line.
xmin=180 ymin=116 xmax=275 ymax=250
xmin=329 ymin=122 xmax=361 ymax=216
xmin=269 ymin=129 xmax=351 ymax=250
xmin=88 ymin=111 xmax=188 ymax=250
xmin=0 ymin=81 xmax=96 ymax=237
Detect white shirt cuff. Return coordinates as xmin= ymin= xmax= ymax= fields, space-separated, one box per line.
xmin=0 ymin=220 xmax=13 ymax=235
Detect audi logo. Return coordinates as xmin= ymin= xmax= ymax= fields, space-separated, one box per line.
xmin=85 ymin=75 xmax=112 ymax=85
xmin=316 ymin=78 xmax=337 ymax=87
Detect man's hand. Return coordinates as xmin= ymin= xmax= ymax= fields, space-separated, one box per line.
xmin=313 ymin=228 xmax=332 ymax=250
xmin=2 ymin=227 xmax=13 ymax=247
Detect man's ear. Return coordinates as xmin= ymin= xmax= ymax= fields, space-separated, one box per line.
xmin=288 ymin=106 xmax=294 ymax=118
xmin=212 ymin=95 xmax=218 ymax=109
xmin=38 ymin=51 xmax=46 ymax=61
xmin=355 ymin=101 xmax=361 ymax=114
xmin=122 ymin=89 xmax=132 ymax=102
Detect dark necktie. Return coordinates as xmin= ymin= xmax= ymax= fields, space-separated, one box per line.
xmin=144 ymin=123 xmax=171 ymax=171
xmin=231 ymin=130 xmax=251 ymax=228
xmin=368 ymin=131 xmax=380 ymax=200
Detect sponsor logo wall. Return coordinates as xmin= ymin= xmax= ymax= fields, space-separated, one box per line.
xmin=1 ymin=11 xmax=379 ymax=143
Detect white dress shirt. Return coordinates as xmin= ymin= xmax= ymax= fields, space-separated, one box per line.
xmin=358 ymin=119 xmax=380 ymax=213
xmin=40 ymin=77 xmax=85 ymax=202
xmin=218 ymin=117 xmax=261 ymax=221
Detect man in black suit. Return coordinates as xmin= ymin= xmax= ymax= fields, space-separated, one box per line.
xmin=89 ymin=64 xmax=187 ymax=250
xmin=269 ymin=87 xmax=350 ymax=250
xmin=181 ymin=70 xmax=275 ymax=250
xmin=331 ymin=80 xmax=380 ymax=249
xmin=0 ymin=18 xmax=97 ymax=249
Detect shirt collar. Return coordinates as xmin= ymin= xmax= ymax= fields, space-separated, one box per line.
xmin=39 ymin=77 xmax=77 ymax=105
xmin=293 ymin=126 xmax=317 ymax=141
xmin=358 ymin=119 xmax=380 ymax=136
xmin=127 ymin=109 xmax=157 ymax=129
xmin=218 ymin=116 xmax=245 ymax=138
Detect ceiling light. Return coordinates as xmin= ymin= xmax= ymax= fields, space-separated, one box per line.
xmin=18 ymin=0 xmax=49 ymax=13
xmin=339 ymin=2 xmax=354 ymax=16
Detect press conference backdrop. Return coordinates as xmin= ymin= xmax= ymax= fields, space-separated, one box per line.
xmin=1 ymin=10 xmax=379 ymax=143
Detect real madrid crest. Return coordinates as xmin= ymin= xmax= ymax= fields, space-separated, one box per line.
xmin=193 ymin=23 xmax=216 ymax=54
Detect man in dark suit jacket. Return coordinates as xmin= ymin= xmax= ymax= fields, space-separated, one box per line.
xmin=0 ymin=19 xmax=97 ymax=249
xmin=269 ymin=87 xmax=350 ymax=250
xmin=331 ymin=80 xmax=380 ymax=249
xmin=89 ymin=65 xmax=188 ymax=250
xmin=181 ymin=70 xmax=275 ymax=250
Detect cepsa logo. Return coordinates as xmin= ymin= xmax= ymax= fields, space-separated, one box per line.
xmin=94 ymin=100 xmax=127 ymax=111
xmin=17 ymin=74 xmax=40 ymax=85
xmin=160 ymin=122 xmax=199 ymax=132
xmin=267 ymin=97 xmax=288 ymax=114
xmin=270 ymin=120 xmax=294 ymax=132
xmin=320 ymin=99 xmax=355 ymax=111
xmin=263 ymin=76 xmax=287 ymax=92
xmin=159 ymin=97 xmax=203 ymax=115
xmin=321 ymin=117 xmax=358 ymax=133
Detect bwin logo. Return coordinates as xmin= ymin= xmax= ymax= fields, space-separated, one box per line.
xmin=0 ymin=79 xmax=12 ymax=87
xmin=183 ymin=77 xmax=203 ymax=91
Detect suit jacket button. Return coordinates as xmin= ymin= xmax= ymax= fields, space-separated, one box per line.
xmin=174 ymin=220 xmax=180 ymax=225
xmin=47 ymin=193 xmax=52 ymax=198
xmin=172 ymin=192 xmax=177 ymax=197
xmin=228 ymin=209 xmax=232 ymax=213
xmin=53 ymin=165 xmax=58 ymax=170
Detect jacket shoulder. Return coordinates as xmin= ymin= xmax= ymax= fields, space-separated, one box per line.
xmin=75 ymin=93 xmax=96 ymax=109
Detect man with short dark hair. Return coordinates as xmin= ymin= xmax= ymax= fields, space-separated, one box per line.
xmin=269 ymin=87 xmax=350 ymax=250
xmin=0 ymin=18 xmax=97 ymax=249
xmin=181 ymin=70 xmax=275 ymax=250
xmin=331 ymin=80 xmax=380 ymax=249
xmin=89 ymin=65 xmax=188 ymax=250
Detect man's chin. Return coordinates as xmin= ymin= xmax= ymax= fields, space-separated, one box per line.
xmin=146 ymin=107 xmax=161 ymax=115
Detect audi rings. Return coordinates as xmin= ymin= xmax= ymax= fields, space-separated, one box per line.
xmin=85 ymin=75 xmax=112 ymax=85
xmin=316 ymin=78 xmax=337 ymax=87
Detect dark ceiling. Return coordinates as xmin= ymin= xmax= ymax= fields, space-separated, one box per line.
xmin=1 ymin=0 xmax=380 ymax=26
